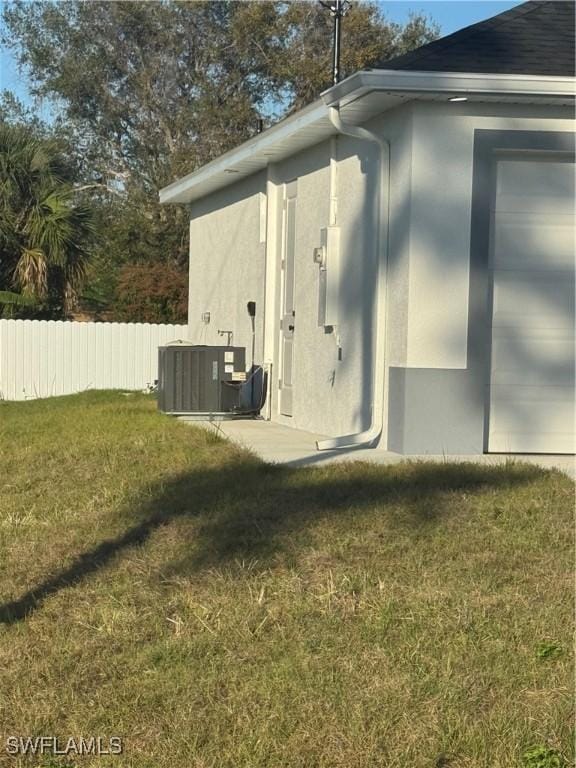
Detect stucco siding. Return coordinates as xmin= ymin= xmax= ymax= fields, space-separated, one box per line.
xmin=406 ymin=102 xmax=575 ymax=370
xmin=271 ymin=135 xmax=381 ymax=436
xmin=377 ymin=107 xmax=414 ymax=370
xmin=188 ymin=172 xmax=266 ymax=367
xmin=261 ymin=106 xmax=419 ymax=437
xmin=184 ymin=99 xmax=574 ymax=450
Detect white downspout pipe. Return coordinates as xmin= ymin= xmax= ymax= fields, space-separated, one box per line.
xmin=316 ymin=106 xmax=391 ymax=451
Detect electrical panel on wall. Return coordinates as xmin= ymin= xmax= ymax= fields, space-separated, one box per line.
xmin=314 ymin=226 xmax=340 ymax=328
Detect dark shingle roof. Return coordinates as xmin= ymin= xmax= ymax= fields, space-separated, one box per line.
xmin=377 ymin=1 xmax=575 ymax=77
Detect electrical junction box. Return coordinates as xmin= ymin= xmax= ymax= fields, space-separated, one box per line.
xmin=157 ymin=344 xmax=246 ymax=415
xmin=316 ymin=226 xmax=340 ymax=328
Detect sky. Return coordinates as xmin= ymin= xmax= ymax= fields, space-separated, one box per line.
xmin=1 ymin=0 xmax=524 ymax=115
xmin=380 ymin=0 xmax=522 ymax=30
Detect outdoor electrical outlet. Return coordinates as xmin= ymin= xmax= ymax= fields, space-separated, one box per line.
xmin=313 ymin=245 xmax=326 ymax=268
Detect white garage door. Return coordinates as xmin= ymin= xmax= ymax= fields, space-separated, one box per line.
xmin=488 ymin=157 xmax=575 ymax=454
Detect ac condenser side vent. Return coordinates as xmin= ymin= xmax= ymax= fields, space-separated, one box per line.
xmin=158 ymin=345 xmax=246 ymax=416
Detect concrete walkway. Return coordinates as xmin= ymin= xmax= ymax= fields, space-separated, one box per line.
xmin=183 ymin=417 xmax=575 ymax=478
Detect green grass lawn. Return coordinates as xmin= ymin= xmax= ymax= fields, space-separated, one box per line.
xmin=0 ymin=391 xmax=573 ymax=768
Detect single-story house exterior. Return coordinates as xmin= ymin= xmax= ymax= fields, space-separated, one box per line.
xmin=160 ymin=0 xmax=575 ymax=456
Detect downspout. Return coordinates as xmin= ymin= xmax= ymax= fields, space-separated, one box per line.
xmin=316 ymin=105 xmax=391 ymax=451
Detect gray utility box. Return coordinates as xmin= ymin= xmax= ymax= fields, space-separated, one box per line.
xmin=158 ymin=345 xmax=246 ymax=415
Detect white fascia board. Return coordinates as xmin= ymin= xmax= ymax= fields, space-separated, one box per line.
xmin=323 ymin=69 xmax=576 ymax=106
xmin=159 ymin=99 xmax=330 ymax=204
xmin=159 ymin=69 xmax=575 ymax=204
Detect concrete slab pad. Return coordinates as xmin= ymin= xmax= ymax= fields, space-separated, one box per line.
xmin=182 ymin=417 xmax=575 ymax=478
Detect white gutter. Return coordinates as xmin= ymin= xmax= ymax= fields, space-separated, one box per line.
xmin=159 ymin=100 xmax=329 ymax=204
xmin=159 ymin=71 xmax=573 ymax=205
xmin=316 ymin=106 xmax=391 ymax=451
xmin=324 ymin=69 xmax=576 ymax=108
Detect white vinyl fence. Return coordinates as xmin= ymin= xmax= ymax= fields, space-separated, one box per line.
xmin=0 ymin=320 xmax=188 ymax=401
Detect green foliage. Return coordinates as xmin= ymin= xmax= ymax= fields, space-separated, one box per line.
xmin=536 ymin=641 xmax=563 ymax=660
xmin=0 ymin=90 xmax=50 ymax=136
xmin=0 ymin=123 xmax=94 ymax=317
xmin=112 ymin=261 xmax=188 ymax=323
xmin=231 ymin=2 xmax=440 ymax=111
xmin=3 ymin=1 xmax=439 ymax=180
xmin=0 ymin=290 xmax=35 ymax=305
xmin=1 ymin=1 xmax=438 ymax=318
xmin=0 ymin=289 xmax=36 ymax=318
xmin=523 ymin=745 xmax=565 ymax=768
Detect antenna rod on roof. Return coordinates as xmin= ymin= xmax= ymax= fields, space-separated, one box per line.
xmin=319 ymin=0 xmax=352 ymax=85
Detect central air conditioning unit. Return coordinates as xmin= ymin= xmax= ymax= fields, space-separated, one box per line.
xmin=157 ymin=344 xmax=248 ymax=417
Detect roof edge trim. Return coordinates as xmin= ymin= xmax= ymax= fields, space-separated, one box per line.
xmin=160 ymin=70 xmax=574 ymax=204
xmin=159 ymin=99 xmax=328 ymax=204
xmin=322 ymin=69 xmax=576 ymax=107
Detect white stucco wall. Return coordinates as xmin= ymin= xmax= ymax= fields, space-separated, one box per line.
xmin=405 ymin=102 xmax=575 ymax=369
xmin=377 ymin=107 xmax=414 ymax=370
xmin=188 ymin=172 xmax=266 ymax=366
xmin=185 ymin=99 xmax=574 ymax=443
xmin=269 ymin=133 xmax=385 ymax=436
xmin=186 ymin=126 xmax=390 ymax=437
xmin=260 ymin=106 xmax=419 ymax=437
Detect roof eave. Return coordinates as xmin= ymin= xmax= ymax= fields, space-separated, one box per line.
xmin=160 ymin=69 xmax=575 ymax=205
xmin=159 ymin=99 xmax=329 ymax=205
xmin=323 ymin=69 xmax=576 ymax=107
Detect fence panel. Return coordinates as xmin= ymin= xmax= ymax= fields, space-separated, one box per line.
xmin=0 ymin=320 xmax=188 ymax=400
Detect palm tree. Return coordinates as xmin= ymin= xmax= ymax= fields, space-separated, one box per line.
xmin=0 ymin=124 xmax=94 ymax=315
xmin=0 ymin=290 xmax=35 ymax=318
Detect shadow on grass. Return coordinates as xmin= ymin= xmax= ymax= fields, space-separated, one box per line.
xmin=0 ymin=458 xmax=547 ymax=625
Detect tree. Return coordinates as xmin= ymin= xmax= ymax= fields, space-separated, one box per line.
xmin=0 ymin=290 xmax=35 ymax=318
xmin=3 ymin=2 xmax=439 ymax=185
xmin=231 ymin=2 xmax=440 ymax=111
xmin=0 ymin=123 xmax=94 ymax=316
xmin=113 ymin=263 xmax=188 ymax=324
xmin=2 ymin=1 xmax=438 ymax=318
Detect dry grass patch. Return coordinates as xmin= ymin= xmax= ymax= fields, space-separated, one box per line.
xmin=0 ymin=391 xmax=573 ymax=768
